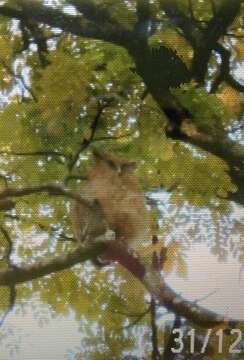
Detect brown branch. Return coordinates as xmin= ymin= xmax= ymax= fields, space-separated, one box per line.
xmin=136 ymin=0 xmax=151 ymax=22
xmin=102 ymin=243 xmax=241 ymax=328
xmin=150 ymin=297 xmax=161 ymax=360
xmin=0 ymin=2 xmax=131 ymax=47
xmin=15 ymin=2 xmax=49 ymax=68
xmin=113 ymin=308 xmax=150 ymax=318
xmin=0 ymin=242 xmax=107 ymax=286
xmin=33 ymin=221 xmax=76 ymax=243
xmin=68 ymin=0 xmax=118 ymax=27
xmin=0 ymin=199 xmax=15 ymax=211
xmin=0 ymin=226 xmax=14 ymax=262
xmin=160 ymin=0 xmax=200 ymax=48
xmin=0 ymin=150 xmax=68 ymax=160
xmin=135 ymin=0 xmax=153 ymax=39
xmin=93 ymin=133 xmax=133 ymax=142
xmin=192 ymin=0 xmax=242 ymax=83
xmin=225 ymin=72 xmax=244 ymax=93
xmin=0 ymin=241 xmax=240 ymax=329
xmin=211 ymin=44 xmax=231 ymax=93
xmin=0 ymin=284 xmax=16 ymax=327
xmin=179 ymin=129 xmax=244 ymax=205
xmin=121 ymin=307 xmax=149 ymax=330
xmin=0 ymin=184 xmax=92 ymax=209
xmin=0 ymin=226 xmax=17 ymax=327
xmin=211 ymin=43 xmax=244 ymax=93
xmin=160 ymin=0 xmax=242 ymax=84
xmin=68 ymin=96 xmax=115 ymax=171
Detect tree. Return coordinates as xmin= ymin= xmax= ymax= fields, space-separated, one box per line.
xmin=0 ymin=0 xmax=243 ymax=359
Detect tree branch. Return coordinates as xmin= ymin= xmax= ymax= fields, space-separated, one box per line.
xmin=0 ymin=150 xmax=68 ymax=161
xmin=0 ymin=226 xmax=17 ymax=327
xmin=0 ymin=184 xmax=92 ymax=208
xmin=160 ymin=0 xmax=242 ymax=84
xmin=0 ymin=241 xmax=240 ymax=328
xmin=150 ymin=297 xmax=161 ymax=360
xmin=0 ymin=1 xmax=131 ymax=46
xmin=160 ymin=0 xmax=199 ymax=48
xmin=103 ymin=243 xmax=241 ymax=328
xmin=0 ymin=242 xmax=107 ymax=286
xmin=68 ymin=0 xmax=118 ymax=27
xmin=211 ymin=43 xmax=244 ymax=93
xmin=167 ymin=120 xmax=244 ymax=205
xmin=192 ymin=0 xmax=242 ymax=83
xmin=68 ymin=96 xmax=115 ymax=172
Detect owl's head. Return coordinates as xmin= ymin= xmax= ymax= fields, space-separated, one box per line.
xmin=93 ymin=149 xmax=137 ymax=175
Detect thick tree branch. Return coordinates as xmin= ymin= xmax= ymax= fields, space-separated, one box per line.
xmin=225 ymin=73 xmax=244 ymax=93
xmin=0 ymin=242 xmax=107 ymax=286
xmin=0 ymin=242 xmax=240 ymax=328
xmin=68 ymin=0 xmax=118 ymax=27
xmin=0 ymin=184 xmax=92 ymax=208
xmin=160 ymin=0 xmax=242 ymax=84
xmin=104 ymin=244 xmax=241 ymax=328
xmin=192 ymin=0 xmax=242 ymax=83
xmin=0 ymin=1 xmax=131 ymax=46
xmin=166 ymin=119 xmax=244 ymax=204
xmin=211 ymin=43 xmax=244 ymax=93
xmin=160 ymin=0 xmax=200 ymax=48
xmin=134 ymin=0 xmax=156 ymax=39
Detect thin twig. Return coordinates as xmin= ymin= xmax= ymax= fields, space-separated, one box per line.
xmin=119 ymin=307 xmax=150 ymax=329
xmin=113 ymin=308 xmax=150 ymax=318
xmin=0 ymin=150 xmax=67 ymax=159
xmin=150 ymin=297 xmax=161 ymax=360
xmin=193 ymin=289 xmax=217 ymax=304
xmin=93 ymin=133 xmax=133 ymax=142
xmin=68 ymin=96 xmax=115 ymax=171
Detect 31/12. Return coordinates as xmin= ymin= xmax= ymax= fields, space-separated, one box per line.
xmin=171 ymin=328 xmax=242 ymax=354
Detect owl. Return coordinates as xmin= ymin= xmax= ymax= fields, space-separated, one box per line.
xmin=72 ymin=150 xmax=149 ymax=248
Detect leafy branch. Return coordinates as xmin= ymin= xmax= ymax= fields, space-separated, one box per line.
xmin=0 ymin=240 xmax=241 ymax=328
xmin=68 ymin=96 xmax=115 ymax=172
xmin=0 ymin=184 xmax=91 ymax=208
